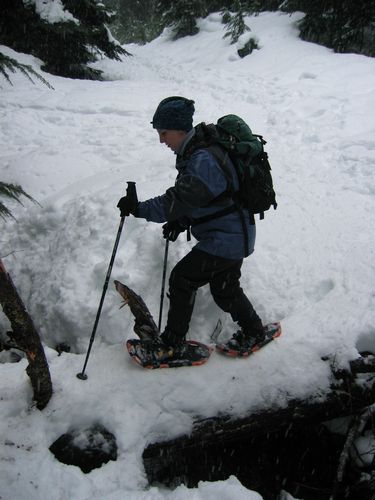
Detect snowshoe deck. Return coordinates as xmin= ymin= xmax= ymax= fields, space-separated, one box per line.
xmin=126 ymin=339 xmax=213 ymax=369
xmin=216 ymin=322 xmax=282 ymax=358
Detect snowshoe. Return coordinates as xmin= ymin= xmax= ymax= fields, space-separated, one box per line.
xmin=216 ymin=322 xmax=282 ymax=358
xmin=126 ymin=338 xmax=212 ymax=369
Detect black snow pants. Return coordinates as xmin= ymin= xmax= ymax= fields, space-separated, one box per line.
xmin=164 ymin=248 xmax=261 ymax=344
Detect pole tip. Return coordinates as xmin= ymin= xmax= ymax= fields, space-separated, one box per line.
xmin=76 ymin=372 xmax=88 ymax=380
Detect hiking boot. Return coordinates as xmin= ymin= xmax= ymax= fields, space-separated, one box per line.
xmin=225 ymin=327 xmax=265 ymax=351
xmin=138 ymin=338 xmax=175 ymax=362
xmin=216 ymin=322 xmax=281 ymax=358
xmin=140 ymin=338 xmax=200 ymax=363
xmin=160 ymin=329 xmax=185 ymax=349
xmin=138 ymin=330 xmax=187 ymax=361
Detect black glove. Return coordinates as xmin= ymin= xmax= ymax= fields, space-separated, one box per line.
xmin=162 ymin=220 xmax=186 ymax=242
xmin=117 ymin=194 xmax=138 ymax=217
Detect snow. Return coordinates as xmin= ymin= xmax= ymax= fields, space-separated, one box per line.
xmin=24 ymin=0 xmax=79 ymax=24
xmin=1 ymin=11 xmax=375 ymax=499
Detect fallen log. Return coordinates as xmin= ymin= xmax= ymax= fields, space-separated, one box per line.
xmin=144 ymin=364 xmax=373 ymax=451
xmin=0 ymin=259 xmax=52 ymax=409
xmin=142 ymin=366 xmax=375 ymax=500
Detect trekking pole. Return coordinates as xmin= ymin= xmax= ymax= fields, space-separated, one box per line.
xmin=77 ymin=181 xmax=137 ymax=380
xmin=157 ymin=238 xmax=169 ymax=332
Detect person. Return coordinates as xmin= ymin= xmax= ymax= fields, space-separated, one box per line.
xmin=117 ymin=96 xmax=264 ymax=358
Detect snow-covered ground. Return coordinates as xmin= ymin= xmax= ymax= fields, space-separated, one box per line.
xmin=0 ymin=11 xmax=374 ymax=500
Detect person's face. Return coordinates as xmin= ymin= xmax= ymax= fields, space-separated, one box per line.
xmin=157 ymin=129 xmax=187 ymax=153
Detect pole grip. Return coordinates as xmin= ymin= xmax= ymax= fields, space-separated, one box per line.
xmin=126 ymin=181 xmax=137 ymax=205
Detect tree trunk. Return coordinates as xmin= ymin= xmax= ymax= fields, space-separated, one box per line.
xmin=0 ymin=259 xmax=52 ymax=409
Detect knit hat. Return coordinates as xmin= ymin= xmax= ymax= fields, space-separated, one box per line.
xmin=151 ymin=96 xmax=195 ymax=132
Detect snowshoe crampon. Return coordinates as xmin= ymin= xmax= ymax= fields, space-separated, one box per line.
xmin=126 ymin=339 xmax=213 ymax=369
xmin=216 ymin=322 xmax=282 ymax=358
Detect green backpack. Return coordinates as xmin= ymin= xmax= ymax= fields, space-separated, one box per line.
xmin=193 ymin=114 xmax=277 ymax=222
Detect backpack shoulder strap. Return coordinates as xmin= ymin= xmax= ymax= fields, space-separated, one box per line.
xmin=180 ymin=124 xmax=236 ymax=196
xmin=205 ymin=144 xmax=236 ymax=194
xmin=180 ymin=123 xmax=213 ymax=159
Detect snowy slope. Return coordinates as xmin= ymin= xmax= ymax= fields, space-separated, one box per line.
xmin=0 ymin=11 xmax=375 ymax=499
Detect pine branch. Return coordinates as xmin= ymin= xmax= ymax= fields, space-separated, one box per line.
xmin=222 ymin=3 xmax=251 ymax=45
xmin=0 ymin=201 xmax=15 ymax=220
xmin=0 ymin=53 xmax=54 ymax=89
xmin=0 ymin=182 xmax=32 ymax=204
xmin=0 ymin=56 xmax=16 ymax=85
xmin=0 ymin=182 xmax=40 ymax=220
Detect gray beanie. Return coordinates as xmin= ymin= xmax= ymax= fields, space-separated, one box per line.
xmin=151 ymin=96 xmax=195 ymax=132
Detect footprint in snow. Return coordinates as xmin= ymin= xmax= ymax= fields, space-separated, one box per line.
xmin=305 ymin=279 xmax=335 ymax=302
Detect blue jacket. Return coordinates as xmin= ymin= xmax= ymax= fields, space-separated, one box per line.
xmin=135 ymin=138 xmax=256 ymax=260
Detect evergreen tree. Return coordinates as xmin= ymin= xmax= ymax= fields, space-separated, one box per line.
xmin=223 ymin=1 xmax=250 ymax=44
xmin=245 ymin=0 xmax=262 ymax=15
xmin=282 ymin=0 xmax=375 ymax=57
xmin=162 ymin=0 xmax=208 ymax=39
xmin=207 ymin=0 xmax=232 ymax=10
xmin=103 ymin=0 xmax=162 ymax=44
xmin=0 ymin=0 xmax=130 ymax=80
xmin=101 ymin=1 xmax=281 ymax=44
xmin=221 ymin=8 xmax=232 ymax=25
xmin=256 ymin=0 xmax=279 ymax=10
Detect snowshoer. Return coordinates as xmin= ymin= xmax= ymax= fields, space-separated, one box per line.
xmin=117 ymin=96 xmax=265 ymax=358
